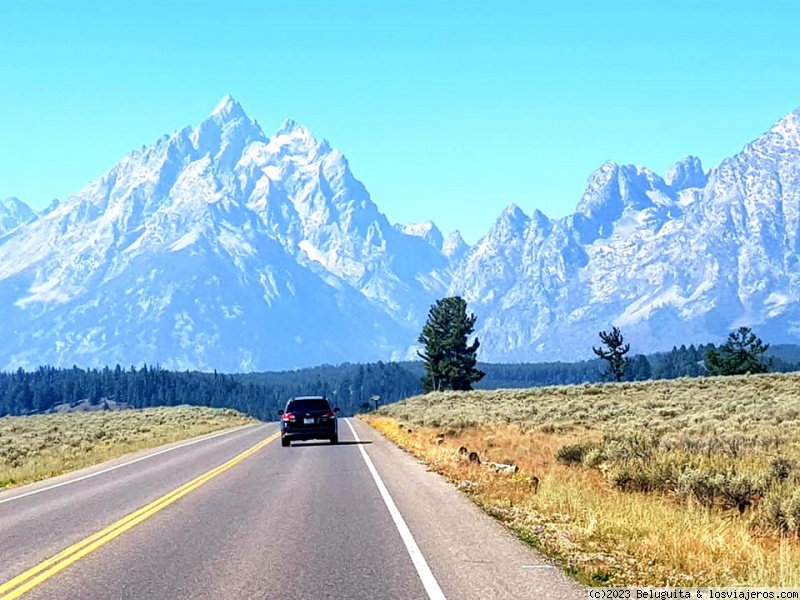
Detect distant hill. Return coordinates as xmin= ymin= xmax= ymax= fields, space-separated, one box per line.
xmin=49 ymin=398 xmax=133 ymax=413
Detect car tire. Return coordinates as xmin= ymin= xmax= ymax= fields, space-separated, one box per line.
xmin=281 ymin=437 xmax=290 ymax=447
xmin=330 ymin=435 xmax=338 ymax=445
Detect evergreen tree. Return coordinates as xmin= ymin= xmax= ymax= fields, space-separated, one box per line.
xmin=651 ymin=344 xmax=712 ymax=380
xmin=592 ymin=326 xmax=631 ymax=382
xmin=624 ymin=354 xmax=652 ymax=381
xmin=705 ymin=327 xmax=771 ymax=375
xmin=417 ymin=296 xmax=485 ymax=392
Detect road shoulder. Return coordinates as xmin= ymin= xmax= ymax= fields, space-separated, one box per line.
xmin=351 ymin=418 xmax=585 ymax=600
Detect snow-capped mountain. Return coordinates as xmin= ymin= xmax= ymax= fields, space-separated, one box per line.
xmin=397 ymin=221 xmax=468 ymax=260
xmin=2 ymin=97 xmax=800 ymax=370
xmin=0 ymin=198 xmax=36 ymax=236
xmin=0 ymin=96 xmax=450 ymax=371
xmin=451 ymin=109 xmax=800 ymax=360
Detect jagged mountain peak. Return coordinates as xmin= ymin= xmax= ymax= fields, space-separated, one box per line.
xmin=398 ymin=220 xmax=444 ymax=249
xmin=530 ymin=208 xmax=550 ymax=224
xmin=241 ymin=119 xmax=328 ymax=164
xmin=274 ymin=118 xmax=316 ymax=139
xmin=666 ymin=155 xmax=707 ymax=190
xmin=770 ymin=107 xmax=800 ymax=134
xmin=528 ymin=208 xmax=553 ymax=237
xmin=1 ymin=196 xmax=30 ymax=212
xmin=209 ymin=94 xmax=248 ymax=121
xmin=42 ymin=199 xmax=61 ymax=215
xmin=483 ymin=203 xmax=530 ymax=243
xmin=192 ymin=95 xmax=264 ymax=145
xmin=444 ymin=229 xmax=465 ymax=243
xmin=269 ymin=118 xmax=327 ymax=154
xmin=442 ymin=230 xmax=468 ymax=260
xmin=399 ymin=219 xmax=440 ymax=235
xmin=575 ymin=162 xmax=622 ymax=221
xmin=500 ymin=202 xmax=528 ymax=222
xmin=728 ymin=107 xmax=800 ymax=163
xmin=0 ymin=197 xmax=37 ymax=234
xmin=574 ymin=160 xmax=674 ymax=237
xmin=276 ymin=118 xmax=302 ymax=133
xmin=757 ymin=108 xmax=800 ymax=152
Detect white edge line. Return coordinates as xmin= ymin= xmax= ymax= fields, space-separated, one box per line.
xmin=345 ymin=418 xmax=447 ymax=600
xmin=0 ymin=423 xmax=260 ymax=506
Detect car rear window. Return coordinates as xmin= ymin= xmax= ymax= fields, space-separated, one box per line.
xmin=287 ymin=398 xmax=331 ymax=412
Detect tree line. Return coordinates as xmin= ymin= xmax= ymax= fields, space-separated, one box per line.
xmin=1 ymin=342 xmax=797 ymax=419
xmin=0 ymin=362 xmax=421 ymax=419
xmin=592 ymin=325 xmax=790 ymax=382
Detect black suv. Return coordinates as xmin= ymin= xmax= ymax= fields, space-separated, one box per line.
xmin=278 ymin=396 xmax=340 ymax=447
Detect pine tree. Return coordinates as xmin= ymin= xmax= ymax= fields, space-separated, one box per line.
xmin=417 ymin=296 xmax=485 ymax=392
xmin=592 ymin=326 xmax=631 ymax=382
xmin=624 ymin=354 xmax=652 ymax=381
xmin=705 ymin=327 xmax=771 ymax=375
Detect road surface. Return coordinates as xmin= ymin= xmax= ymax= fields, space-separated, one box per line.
xmin=0 ymin=418 xmax=584 ymax=599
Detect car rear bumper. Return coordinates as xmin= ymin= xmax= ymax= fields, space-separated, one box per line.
xmin=281 ymin=425 xmax=337 ymax=441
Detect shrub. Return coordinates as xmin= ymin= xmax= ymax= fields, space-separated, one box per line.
xmin=678 ymin=468 xmax=764 ymax=511
xmin=771 ymin=457 xmax=794 ymax=482
xmin=583 ymin=447 xmax=606 ymax=468
xmin=604 ymin=457 xmax=681 ymax=493
xmin=759 ymin=487 xmax=800 ymax=534
xmin=556 ymin=442 xmax=597 ymax=465
xmin=603 ymin=433 xmax=660 ymax=461
xmin=678 ymin=469 xmax=721 ymax=506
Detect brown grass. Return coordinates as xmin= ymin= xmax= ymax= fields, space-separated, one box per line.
xmin=362 ymin=372 xmax=800 ymax=586
xmin=0 ymin=405 xmax=255 ymax=490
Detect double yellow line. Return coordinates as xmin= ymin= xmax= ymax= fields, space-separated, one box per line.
xmin=0 ymin=431 xmax=280 ymax=600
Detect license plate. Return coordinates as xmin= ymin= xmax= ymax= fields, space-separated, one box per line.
xmin=303 ymin=418 xmax=314 ymax=424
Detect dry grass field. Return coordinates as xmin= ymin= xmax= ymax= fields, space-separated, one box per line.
xmin=0 ymin=405 xmax=255 ymax=490
xmin=362 ymin=372 xmax=800 ymax=587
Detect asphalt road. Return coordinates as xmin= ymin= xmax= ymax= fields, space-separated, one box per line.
xmin=0 ymin=419 xmax=585 ymax=600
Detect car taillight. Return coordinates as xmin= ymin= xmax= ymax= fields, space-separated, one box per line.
xmin=323 ymin=411 xmax=335 ymax=419
xmin=282 ymin=412 xmax=296 ymax=421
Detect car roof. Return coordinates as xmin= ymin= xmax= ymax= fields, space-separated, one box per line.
xmin=290 ymin=396 xmax=327 ymax=401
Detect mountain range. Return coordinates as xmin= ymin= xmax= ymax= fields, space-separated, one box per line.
xmin=2 ymin=96 xmax=799 ymax=371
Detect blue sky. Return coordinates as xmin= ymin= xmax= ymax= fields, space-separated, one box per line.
xmin=2 ymin=0 xmax=799 ymax=243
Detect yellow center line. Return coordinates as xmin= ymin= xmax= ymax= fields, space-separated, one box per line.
xmin=0 ymin=431 xmax=280 ymax=600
